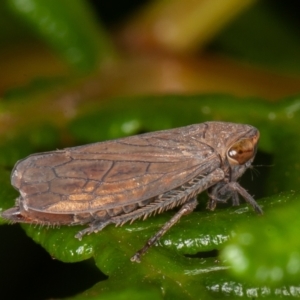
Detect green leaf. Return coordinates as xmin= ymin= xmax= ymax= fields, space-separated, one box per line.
xmin=4 ymin=0 xmax=116 ymax=71
xmin=211 ymin=1 xmax=300 ymax=74
xmin=222 ymin=191 xmax=300 ymax=286
xmin=2 ymin=94 xmax=300 ymax=298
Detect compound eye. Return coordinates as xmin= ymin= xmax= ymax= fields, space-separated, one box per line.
xmin=227 ymin=138 xmax=255 ymax=165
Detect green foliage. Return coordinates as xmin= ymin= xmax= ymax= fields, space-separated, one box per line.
xmin=1 ymin=0 xmax=300 ymax=298
xmin=3 ymin=0 xmax=115 ymax=71
xmin=1 ymin=94 xmax=300 ymax=298
xmin=222 ymin=192 xmax=300 ymax=286
xmin=211 ymin=0 xmax=300 ymax=74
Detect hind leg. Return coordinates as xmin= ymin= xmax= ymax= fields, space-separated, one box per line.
xmin=131 ymin=196 xmax=198 ymax=263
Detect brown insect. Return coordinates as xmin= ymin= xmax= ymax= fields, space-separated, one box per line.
xmin=2 ymin=122 xmax=262 ymax=262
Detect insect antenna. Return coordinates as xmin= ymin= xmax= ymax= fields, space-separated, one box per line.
xmin=249 ymin=163 xmax=274 ymax=180
xmin=252 ymin=164 xmax=274 ymax=168
xmin=248 ymin=165 xmax=259 ymax=180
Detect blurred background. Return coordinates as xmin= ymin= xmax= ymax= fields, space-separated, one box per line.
xmin=0 ymin=0 xmax=300 ymax=299
xmin=1 ymin=0 xmax=300 ymax=104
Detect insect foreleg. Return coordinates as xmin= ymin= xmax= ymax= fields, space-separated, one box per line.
xmin=209 ymin=181 xmax=263 ymax=214
xmin=131 ymin=196 xmax=198 ymax=263
xmin=231 ymin=191 xmax=240 ymax=206
xmin=226 ymin=182 xmax=263 ymax=214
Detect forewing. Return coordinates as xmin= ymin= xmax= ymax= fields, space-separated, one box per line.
xmin=12 ymin=126 xmax=220 ymax=214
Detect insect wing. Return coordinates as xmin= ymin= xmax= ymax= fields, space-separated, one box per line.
xmin=11 ymin=126 xmax=220 ymax=214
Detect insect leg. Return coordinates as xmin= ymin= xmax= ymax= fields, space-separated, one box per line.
xmin=113 ymin=168 xmax=225 ymax=227
xmin=75 ymin=219 xmax=113 ymax=240
xmin=131 ymin=196 xmax=198 ymax=263
xmin=75 ymin=168 xmax=224 ymax=242
xmin=207 ymin=179 xmax=262 ymax=213
xmin=207 ymin=183 xmax=228 ymax=210
xmin=231 ymin=191 xmax=240 ymax=206
xmin=228 ymin=182 xmax=263 ymax=214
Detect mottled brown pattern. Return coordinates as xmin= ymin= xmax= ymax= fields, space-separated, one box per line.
xmin=2 ymin=122 xmax=261 ymax=260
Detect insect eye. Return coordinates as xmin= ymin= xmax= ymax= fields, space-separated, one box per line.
xmin=227 ymin=138 xmax=255 ymax=165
